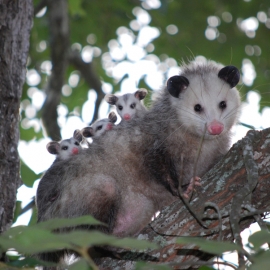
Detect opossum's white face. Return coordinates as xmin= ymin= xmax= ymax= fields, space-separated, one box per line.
xmin=105 ymin=89 xmax=147 ymax=121
xmin=91 ymin=119 xmax=114 ymax=137
xmin=115 ymin=94 xmax=145 ymax=121
xmin=59 ymin=138 xmax=82 ymax=159
xmin=168 ymin=65 xmax=241 ymax=139
xmin=47 ymin=137 xmax=82 ymax=160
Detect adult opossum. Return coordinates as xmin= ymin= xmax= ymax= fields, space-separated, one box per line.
xmin=36 ymin=60 xmax=241 ymax=263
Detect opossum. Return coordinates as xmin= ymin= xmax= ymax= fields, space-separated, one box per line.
xmin=81 ymin=112 xmax=117 ymax=139
xmin=36 ymin=60 xmax=241 ymax=263
xmin=46 ymin=129 xmax=83 ymax=160
xmin=104 ymin=88 xmax=148 ymax=121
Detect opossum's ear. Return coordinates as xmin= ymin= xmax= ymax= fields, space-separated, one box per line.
xmin=81 ymin=127 xmax=94 ymax=138
xmin=167 ymin=76 xmax=189 ymax=98
xmin=73 ymin=129 xmax=83 ymax=142
xmin=134 ymin=88 xmax=148 ymax=100
xmin=218 ymin=66 xmax=240 ymax=88
xmin=108 ymin=112 xmax=117 ymax=123
xmin=46 ymin=142 xmax=60 ymax=155
xmin=105 ymin=94 xmax=118 ymax=105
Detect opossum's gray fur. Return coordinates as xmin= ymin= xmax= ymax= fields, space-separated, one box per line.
xmin=36 ymin=60 xmax=241 ymax=263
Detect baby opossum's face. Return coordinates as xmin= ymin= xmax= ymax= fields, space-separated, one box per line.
xmin=168 ymin=65 xmax=241 ymax=139
xmin=47 ymin=137 xmax=82 ymax=160
xmin=92 ymin=119 xmax=114 ymax=137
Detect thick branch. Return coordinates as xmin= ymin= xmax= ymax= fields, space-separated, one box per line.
xmin=41 ymin=0 xmax=69 ymax=141
xmin=97 ymin=128 xmax=270 ymax=269
xmin=68 ymin=50 xmax=104 ymax=123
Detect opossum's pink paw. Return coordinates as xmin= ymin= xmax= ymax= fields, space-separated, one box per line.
xmin=183 ymin=176 xmax=201 ymax=199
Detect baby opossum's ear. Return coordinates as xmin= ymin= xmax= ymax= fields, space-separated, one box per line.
xmin=73 ymin=129 xmax=83 ymax=142
xmin=104 ymin=94 xmax=118 ymax=105
xmin=81 ymin=127 xmax=94 ymax=138
xmin=108 ymin=112 xmax=117 ymax=123
xmin=218 ymin=66 xmax=240 ymax=88
xmin=134 ymin=88 xmax=148 ymax=100
xmin=167 ymin=76 xmax=189 ymax=98
xmin=47 ymin=142 xmax=60 ymax=155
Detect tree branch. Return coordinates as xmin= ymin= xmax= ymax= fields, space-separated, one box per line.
xmin=41 ymin=0 xmax=69 ymax=141
xmin=0 ymin=0 xmax=32 ymax=233
xmin=68 ymin=50 xmax=104 ymax=123
xmin=96 ymin=128 xmax=270 ymax=269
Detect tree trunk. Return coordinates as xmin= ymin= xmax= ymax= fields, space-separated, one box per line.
xmin=96 ymin=128 xmax=270 ymax=269
xmin=0 ymin=0 xmax=33 ymax=234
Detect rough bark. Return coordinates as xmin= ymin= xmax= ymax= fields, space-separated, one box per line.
xmin=97 ymin=128 xmax=270 ymax=269
xmin=0 ymin=0 xmax=33 ymax=233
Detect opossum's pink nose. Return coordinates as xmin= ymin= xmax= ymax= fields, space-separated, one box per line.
xmin=106 ymin=123 xmax=113 ymax=130
xmin=72 ymin=147 xmax=79 ymax=155
xmin=123 ymin=114 xmax=131 ymax=120
xmin=207 ymin=121 xmax=224 ymax=135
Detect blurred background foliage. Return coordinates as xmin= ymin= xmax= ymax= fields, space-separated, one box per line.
xmin=17 ymin=0 xmax=270 ymax=223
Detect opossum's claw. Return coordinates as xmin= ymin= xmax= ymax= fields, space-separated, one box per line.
xmin=183 ymin=176 xmax=201 ymax=199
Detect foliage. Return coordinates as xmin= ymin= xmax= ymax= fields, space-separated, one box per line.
xmin=0 ymin=216 xmax=157 ymax=269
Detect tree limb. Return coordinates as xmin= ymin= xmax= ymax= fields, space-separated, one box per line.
xmin=96 ymin=128 xmax=270 ymax=269
xmin=41 ymin=0 xmax=69 ymax=141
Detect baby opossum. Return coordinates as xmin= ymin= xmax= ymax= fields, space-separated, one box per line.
xmin=104 ymin=88 xmax=148 ymax=121
xmin=36 ymin=61 xmax=241 ymax=263
xmin=46 ymin=129 xmax=83 ymax=160
xmin=81 ymin=112 xmax=117 ymax=138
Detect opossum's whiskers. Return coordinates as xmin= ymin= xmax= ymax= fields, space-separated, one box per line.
xmin=175 ymin=106 xmax=206 ymax=122
xmin=222 ymin=106 xmax=241 ymax=121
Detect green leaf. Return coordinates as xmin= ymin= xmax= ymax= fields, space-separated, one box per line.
xmin=248 ymin=230 xmax=270 ymax=252
xmin=35 ymin=215 xmax=104 ymax=230
xmin=6 ymin=257 xmax=53 ymax=268
xmin=57 ymin=231 xmax=157 ymax=251
xmin=0 ymin=226 xmax=71 ymax=254
xmin=13 ymin=201 xmax=23 ymax=223
xmin=20 ymin=160 xmax=41 ymax=187
xmin=249 ymin=249 xmax=270 ymax=270
xmin=69 ymin=0 xmax=86 ymax=17
xmin=176 ymin=237 xmax=243 ymax=255
xmin=68 ymin=258 xmax=90 ymax=270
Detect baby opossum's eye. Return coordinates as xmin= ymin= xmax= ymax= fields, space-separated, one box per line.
xmin=97 ymin=125 xmax=103 ymax=131
xmin=74 ymin=141 xmax=79 ymax=146
xmin=219 ymin=101 xmax=227 ymax=110
xmin=62 ymin=146 xmax=68 ymax=150
xmin=118 ymin=105 xmax=123 ymax=111
xmin=130 ymin=103 xmax=136 ymax=109
xmin=194 ymin=104 xmax=203 ymax=113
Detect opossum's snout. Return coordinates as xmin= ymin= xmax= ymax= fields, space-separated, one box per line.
xmin=106 ymin=123 xmax=113 ymax=130
xmin=207 ymin=120 xmax=224 ymax=135
xmin=123 ymin=114 xmax=131 ymax=121
xmin=72 ymin=147 xmax=79 ymax=155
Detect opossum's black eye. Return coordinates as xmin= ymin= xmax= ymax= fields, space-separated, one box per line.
xmin=118 ymin=105 xmax=123 ymax=111
xmin=130 ymin=103 xmax=136 ymax=109
xmin=194 ymin=104 xmax=202 ymax=112
xmin=97 ymin=125 xmax=103 ymax=131
xmin=62 ymin=146 xmax=68 ymax=150
xmin=75 ymin=141 xmax=79 ymax=146
xmin=219 ymin=101 xmax=227 ymax=110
